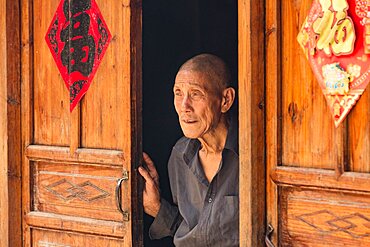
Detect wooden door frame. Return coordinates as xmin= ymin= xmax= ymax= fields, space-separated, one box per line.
xmin=265 ymin=0 xmax=280 ymax=244
xmin=239 ymin=0 xmax=266 ymax=246
xmin=0 ymin=0 xmax=9 ymax=245
xmin=1 ymin=0 xmax=22 ymax=246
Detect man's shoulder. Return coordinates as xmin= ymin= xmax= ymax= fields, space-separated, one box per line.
xmin=170 ymin=137 xmax=190 ymax=158
xmin=172 ymin=136 xmax=199 ymax=158
xmin=167 ymin=137 xmax=190 ymax=171
xmin=172 ymin=136 xmax=200 ymax=153
xmin=170 ymin=136 xmax=200 ymax=168
xmin=172 ymin=136 xmax=190 ymax=152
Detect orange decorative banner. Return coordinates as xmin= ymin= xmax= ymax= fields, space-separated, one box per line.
xmin=298 ymin=0 xmax=370 ymax=127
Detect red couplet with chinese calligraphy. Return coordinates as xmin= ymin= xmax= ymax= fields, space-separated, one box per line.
xmin=45 ymin=0 xmax=111 ymax=112
xmin=298 ymin=0 xmax=370 ymax=127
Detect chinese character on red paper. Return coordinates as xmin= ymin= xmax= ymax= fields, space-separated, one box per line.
xmin=298 ymin=0 xmax=370 ymax=127
xmin=46 ymin=0 xmax=111 ymax=111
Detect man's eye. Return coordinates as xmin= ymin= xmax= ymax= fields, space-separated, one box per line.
xmin=191 ymin=91 xmax=203 ymax=98
xmin=174 ymin=91 xmax=183 ymax=96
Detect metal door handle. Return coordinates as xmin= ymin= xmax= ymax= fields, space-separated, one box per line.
xmin=116 ymin=177 xmax=125 ymax=214
xmin=265 ymin=224 xmax=275 ymax=247
xmin=115 ymin=172 xmax=129 ymax=221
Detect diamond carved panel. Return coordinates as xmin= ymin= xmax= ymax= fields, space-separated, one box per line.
xmin=45 ymin=178 xmax=110 ymax=202
xmin=297 ymin=210 xmax=370 ymax=239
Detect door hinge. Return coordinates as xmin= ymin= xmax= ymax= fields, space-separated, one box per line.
xmin=122 ymin=211 xmax=130 ymax=221
xmin=265 ymin=224 xmax=275 ymax=247
xmin=122 ymin=170 xmax=129 ymax=180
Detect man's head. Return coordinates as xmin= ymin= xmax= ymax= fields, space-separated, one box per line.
xmin=173 ymin=54 xmax=235 ymax=139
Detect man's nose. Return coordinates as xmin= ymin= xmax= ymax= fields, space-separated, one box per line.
xmin=181 ymin=94 xmax=192 ymax=111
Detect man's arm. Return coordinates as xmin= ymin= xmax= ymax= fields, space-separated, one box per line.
xmin=139 ymin=152 xmax=182 ymax=239
xmin=148 ymin=198 xmax=182 ymax=239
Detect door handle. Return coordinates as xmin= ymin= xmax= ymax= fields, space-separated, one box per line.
xmin=265 ymin=224 xmax=275 ymax=247
xmin=115 ymin=172 xmax=129 ymax=221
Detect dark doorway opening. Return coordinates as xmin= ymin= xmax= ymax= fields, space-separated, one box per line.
xmin=143 ymin=1 xmax=238 ymax=246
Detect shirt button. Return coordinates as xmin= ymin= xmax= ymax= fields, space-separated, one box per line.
xmin=208 ymin=197 xmax=213 ymax=203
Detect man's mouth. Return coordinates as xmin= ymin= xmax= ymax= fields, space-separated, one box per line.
xmin=182 ymin=119 xmax=197 ymax=124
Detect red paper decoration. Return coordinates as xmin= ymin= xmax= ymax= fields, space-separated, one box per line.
xmin=298 ymin=0 xmax=370 ymax=127
xmin=46 ymin=0 xmax=111 ymax=111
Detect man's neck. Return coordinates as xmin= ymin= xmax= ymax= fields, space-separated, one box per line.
xmin=198 ymin=120 xmax=228 ymax=155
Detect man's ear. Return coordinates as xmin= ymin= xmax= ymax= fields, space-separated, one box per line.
xmin=221 ymin=87 xmax=235 ymax=113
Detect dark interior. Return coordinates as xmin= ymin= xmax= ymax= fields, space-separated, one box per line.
xmin=143 ymin=1 xmax=238 ymax=246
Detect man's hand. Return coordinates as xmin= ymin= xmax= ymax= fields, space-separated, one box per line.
xmin=138 ymin=152 xmax=161 ymax=217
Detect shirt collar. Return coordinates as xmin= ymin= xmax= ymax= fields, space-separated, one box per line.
xmin=182 ymin=115 xmax=239 ymax=166
xmin=224 ymin=114 xmax=239 ymax=155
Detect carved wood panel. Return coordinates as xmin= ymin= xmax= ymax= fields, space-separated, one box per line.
xmin=281 ymin=188 xmax=370 ymax=246
xmin=33 ymin=161 xmax=123 ymax=222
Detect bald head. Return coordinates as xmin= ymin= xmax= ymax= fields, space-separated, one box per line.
xmin=178 ymin=54 xmax=232 ymax=94
xmin=173 ymin=54 xmax=235 ymax=138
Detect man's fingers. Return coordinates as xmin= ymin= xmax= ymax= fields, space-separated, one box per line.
xmin=143 ymin=152 xmax=155 ymax=168
xmin=138 ymin=167 xmax=155 ymax=187
xmin=143 ymin=152 xmax=159 ymax=180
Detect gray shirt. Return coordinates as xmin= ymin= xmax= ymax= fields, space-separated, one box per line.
xmin=149 ymin=120 xmax=239 ymax=247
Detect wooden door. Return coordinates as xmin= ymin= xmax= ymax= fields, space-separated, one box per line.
xmin=21 ymin=0 xmax=142 ymax=246
xmin=266 ymin=0 xmax=370 ymax=246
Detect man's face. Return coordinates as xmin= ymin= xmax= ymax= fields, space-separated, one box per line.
xmin=173 ymin=69 xmax=223 ymax=139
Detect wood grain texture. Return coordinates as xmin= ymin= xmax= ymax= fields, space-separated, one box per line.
xmin=348 ymin=88 xmax=370 ymax=173
xmin=26 ymin=145 xmax=125 ymax=166
xmin=281 ymin=187 xmax=370 ymax=246
xmin=33 ymin=162 xmax=124 ymax=221
xmin=21 ymin=0 xmax=33 ymax=244
xmin=70 ymin=104 xmax=81 ymax=153
xmin=239 ymin=0 xmax=265 ymax=246
xmin=22 ymin=0 xmax=143 ymax=246
xmin=81 ymin=0 xmax=128 ymax=150
xmin=0 ymin=0 xmax=8 ymax=245
xmin=266 ymin=1 xmax=370 ymax=246
xmin=6 ymin=0 xmax=22 ymax=245
xmin=272 ymin=167 xmax=370 ymax=193
xmin=26 ymin=212 xmax=126 ymax=238
xmin=128 ymin=2 xmax=143 ymax=245
xmin=81 ymin=0 xmax=143 ymax=244
xmin=32 ymin=228 xmax=126 ymax=246
xmin=33 ymin=0 xmax=70 ymax=146
xmin=265 ymin=0 xmax=280 ymax=244
xmin=281 ymin=0 xmax=345 ymax=169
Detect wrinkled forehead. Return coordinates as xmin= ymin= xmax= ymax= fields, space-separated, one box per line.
xmin=174 ymin=69 xmax=221 ymax=93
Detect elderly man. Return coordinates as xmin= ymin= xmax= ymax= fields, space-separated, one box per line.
xmin=139 ymin=54 xmax=239 ymax=246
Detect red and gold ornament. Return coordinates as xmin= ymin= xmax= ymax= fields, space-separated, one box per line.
xmin=298 ymin=0 xmax=370 ymax=126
